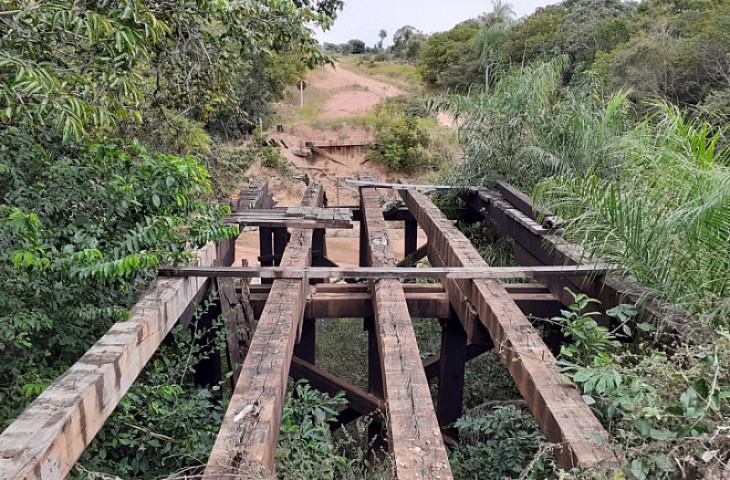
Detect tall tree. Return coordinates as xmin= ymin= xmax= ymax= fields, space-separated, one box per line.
xmin=482 ymin=0 xmax=516 ymax=28
xmin=378 ymin=29 xmax=388 ymax=50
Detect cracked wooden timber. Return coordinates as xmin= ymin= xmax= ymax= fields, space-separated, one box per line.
xmin=360 ymin=187 xmax=453 ymax=480
xmin=399 ymin=188 xmax=619 ymax=469
xmin=203 ymin=182 xmax=324 ymax=479
xmin=0 ymin=243 xmax=218 ymax=480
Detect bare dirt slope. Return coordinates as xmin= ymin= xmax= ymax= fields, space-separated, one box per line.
xmin=236 ymin=62 xmax=429 ymax=267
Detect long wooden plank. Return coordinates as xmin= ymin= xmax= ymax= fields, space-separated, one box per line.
xmin=203 ymin=183 xmax=324 ymax=479
xmin=400 ymin=188 xmax=618 ymax=469
xmin=346 ymin=180 xmax=456 ymax=191
xmin=0 ymin=243 xmax=218 ymax=480
xmin=361 ymin=188 xmax=453 ymax=480
xmin=158 ymin=264 xmax=613 ymax=280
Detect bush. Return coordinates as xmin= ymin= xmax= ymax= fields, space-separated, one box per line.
xmin=366 ymin=101 xmax=441 ymax=173
xmin=449 ymin=405 xmax=550 ymax=480
xmin=0 ymin=127 xmax=234 ymax=425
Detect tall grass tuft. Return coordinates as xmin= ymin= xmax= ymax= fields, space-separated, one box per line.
xmin=433 ymin=57 xmax=633 ymax=191
xmin=538 ymin=103 xmax=730 ymax=317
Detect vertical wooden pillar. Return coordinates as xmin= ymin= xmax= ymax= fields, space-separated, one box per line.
xmin=437 ymin=315 xmax=467 ymax=429
xmin=194 ymin=294 xmax=224 ymax=395
xmin=259 ymin=227 xmax=273 ymax=285
xmin=273 ymin=228 xmax=289 ymax=266
xmin=359 ymin=220 xmax=368 ymax=269
xmin=294 ymin=320 xmax=316 ymax=364
xmin=364 ymin=316 xmax=385 ymax=443
xmin=405 ymin=219 xmax=418 ymax=257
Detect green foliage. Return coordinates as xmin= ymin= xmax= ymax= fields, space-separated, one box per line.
xmin=596 ymin=0 xmax=730 ymax=105
xmin=552 ymin=289 xmax=624 ymax=366
xmin=0 ymin=127 xmax=234 ymax=425
xmin=366 ymin=98 xmax=442 ymax=172
xmin=0 ymin=0 xmax=333 ymax=148
xmin=416 ymin=21 xmax=481 ymax=90
xmin=449 ymin=405 xmax=549 ymax=480
xmin=276 ymin=380 xmax=349 ymax=479
xmin=435 ymin=57 xmax=633 ymax=191
xmin=539 ymin=103 xmax=730 ymax=316
xmin=72 ymin=301 xmax=228 ymax=478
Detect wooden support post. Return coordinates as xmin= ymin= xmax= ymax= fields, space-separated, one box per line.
xmin=272 ymin=228 xmax=289 ymax=266
xmin=259 ymin=227 xmax=273 ymax=284
xmin=400 ymin=188 xmax=618 ymax=469
xmin=0 ymin=244 xmax=218 ymax=480
xmin=193 ymin=293 xmax=223 ymax=391
xmin=405 ymin=219 xmax=418 ymax=257
xmin=363 ymin=318 xmax=383 ymax=399
xmin=217 ymin=277 xmax=254 ymax=386
xmin=293 ymin=318 xmax=316 ymax=364
xmin=437 ymin=316 xmax=467 ymax=430
xmin=204 ymin=183 xmax=324 ymax=479
xmin=361 ymin=187 xmax=453 ymax=480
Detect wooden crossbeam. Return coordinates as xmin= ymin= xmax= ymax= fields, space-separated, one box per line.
xmin=247 ymin=288 xmax=450 ymax=319
xmin=203 ymin=183 xmax=324 ymax=479
xmin=361 ymin=187 xmax=453 ymax=480
xmin=158 ymin=264 xmax=613 ymax=280
xmin=346 ymin=179 xmax=457 ymax=191
xmin=290 ymin=356 xmax=385 ymax=417
xmin=225 ymin=207 xmax=353 ymax=229
xmin=400 ymin=188 xmax=618 ymax=469
xmin=0 ymin=244 xmax=218 ymax=480
xmin=245 ymin=283 xmax=556 ymax=320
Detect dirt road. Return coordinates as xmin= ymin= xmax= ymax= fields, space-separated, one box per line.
xmin=236 ymin=62 xmax=427 ymax=268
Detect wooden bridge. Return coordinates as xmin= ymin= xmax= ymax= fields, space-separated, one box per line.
xmin=0 ymin=175 xmax=682 ymax=479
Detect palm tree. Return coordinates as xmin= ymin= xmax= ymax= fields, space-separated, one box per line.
xmin=482 ymin=0 xmax=515 ymax=28
xmin=377 ymin=29 xmax=387 ymax=51
xmin=472 ymin=25 xmax=508 ymax=93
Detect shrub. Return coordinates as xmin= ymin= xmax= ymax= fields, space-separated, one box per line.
xmin=366 ymin=101 xmax=441 ymax=173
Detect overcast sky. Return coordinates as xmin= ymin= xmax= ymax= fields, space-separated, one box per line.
xmin=316 ymin=0 xmax=558 ymax=47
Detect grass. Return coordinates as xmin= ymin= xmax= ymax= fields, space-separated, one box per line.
xmin=337 ymin=55 xmax=423 ymax=92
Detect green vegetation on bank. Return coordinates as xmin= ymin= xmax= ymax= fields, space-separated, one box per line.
xmin=2 ymin=0 xmax=730 ymax=478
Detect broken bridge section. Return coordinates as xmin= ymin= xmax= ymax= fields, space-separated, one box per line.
xmin=0 ymin=177 xmax=643 ymax=480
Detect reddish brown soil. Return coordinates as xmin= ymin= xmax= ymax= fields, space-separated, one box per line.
xmin=235 ymin=63 xmax=427 ymax=270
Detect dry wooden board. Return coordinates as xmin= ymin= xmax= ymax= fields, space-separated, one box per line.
xmin=0 ymin=243 xmax=218 ymax=480
xmin=361 ymin=187 xmax=453 ymax=480
xmin=203 ymin=183 xmax=324 ymax=479
xmin=346 ymin=179 xmax=456 ymax=191
xmin=158 ymin=264 xmax=613 ymax=280
xmin=399 ymin=188 xmax=618 ymax=469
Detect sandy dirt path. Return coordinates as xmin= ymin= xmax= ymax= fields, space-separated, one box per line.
xmin=320 ymin=63 xmax=404 ymax=116
xmin=236 ymin=62 xmax=428 ymax=269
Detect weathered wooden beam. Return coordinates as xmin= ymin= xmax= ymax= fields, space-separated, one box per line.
xmin=398 ymin=243 xmax=427 ymax=268
xmin=203 ymin=183 xmax=324 ymax=479
xmin=290 ymin=356 xmax=385 ymax=417
xmin=217 ymin=277 xmax=253 ymax=386
xmin=246 ymin=283 xmax=556 ymax=321
xmin=346 ymin=180 xmax=458 ymax=191
xmin=158 ymin=264 xmax=613 ymax=280
xmin=0 ymin=244 xmax=218 ymax=480
xmin=400 ymin=188 xmax=618 ymax=469
xmin=307 ymin=143 xmax=347 ymax=165
xmin=495 ymin=181 xmax=559 ymax=227
xmin=361 ymin=187 xmax=453 ymax=480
